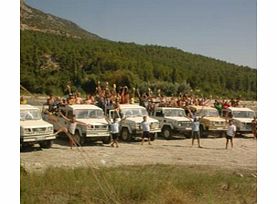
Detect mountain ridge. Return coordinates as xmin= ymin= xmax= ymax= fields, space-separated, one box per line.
xmin=20 ymin=0 xmax=103 ymax=40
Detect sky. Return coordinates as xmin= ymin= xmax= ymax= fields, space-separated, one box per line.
xmin=25 ymin=0 xmax=257 ymax=68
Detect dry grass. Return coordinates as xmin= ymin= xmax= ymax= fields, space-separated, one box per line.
xmin=20 ymin=165 xmax=256 ymax=204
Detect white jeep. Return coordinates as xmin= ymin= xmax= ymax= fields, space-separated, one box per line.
xmin=45 ymin=104 xmax=111 ymax=145
xmin=222 ymin=107 xmax=255 ymax=134
xmin=20 ymin=104 xmax=55 ymax=149
xmin=109 ymin=104 xmax=161 ymax=141
xmin=153 ymin=107 xmax=192 ymax=139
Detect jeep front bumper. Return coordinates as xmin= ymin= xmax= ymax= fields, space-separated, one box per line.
xmin=86 ymin=131 xmax=110 ymax=138
xmin=175 ymin=127 xmax=192 ymax=133
xmin=20 ymin=134 xmax=56 ymax=143
xmin=132 ymin=128 xmax=161 ymax=135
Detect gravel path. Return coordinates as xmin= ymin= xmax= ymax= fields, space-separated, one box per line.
xmin=20 ymin=136 xmax=256 ymax=172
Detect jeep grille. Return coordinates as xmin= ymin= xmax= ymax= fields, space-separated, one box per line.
xmin=181 ymin=121 xmax=191 ymax=127
xmin=33 ymin=127 xmax=47 ymax=134
xmin=245 ymin=123 xmax=252 ymax=130
xmin=214 ymin=121 xmax=225 ymax=126
xmin=94 ymin=125 xmax=108 ymax=130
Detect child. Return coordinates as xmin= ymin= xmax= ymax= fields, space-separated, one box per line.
xmin=109 ymin=118 xmax=119 ymax=148
xmin=226 ymin=120 xmax=236 ymax=149
xmin=141 ymin=115 xmax=151 ymax=145
xmin=191 ymin=117 xmax=202 ymax=148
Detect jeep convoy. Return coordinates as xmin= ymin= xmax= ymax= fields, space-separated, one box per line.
xmin=44 ymin=104 xmax=111 ymax=145
xmin=187 ymin=105 xmax=227 ymax=137
xmin=109 ymin=104 xmax=161 ymax=141
xmin=222 ymin=107 xmax=255 ymax=134
xmin=21 ymin=100 xmax=256 ymax=151
xmin=153 ymin=107 xmax=192 ymax=139
xmin=20 ymin=105 xmax=56 ymax=148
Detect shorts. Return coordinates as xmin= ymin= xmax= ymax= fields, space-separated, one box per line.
xmin=111 ymin=133 xmax=119 ymax=140
xmin=142 ymin=131 xmax=150 ymax=138
xmin=226 ymin=135 xmax=233 ymax=140
xmin=192 ymin=131 xmax=200 ymax=139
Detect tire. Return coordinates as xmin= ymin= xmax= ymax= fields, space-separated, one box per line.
xmin=74 ymin=131 xmax=85 ymax=146
xmin=219 ymin=132 xmax=225 ymax=138
xmin=102 ymin=136 xmax=111 ymax=144
xmin=185 ymin=133 xmax=192 ymax=139
xmin=21 ymin=143 xmax=34 ymax=151
xmin=200 ymin=125 xmax=208 ymax=138
xmin=150 ymin=133 xmax=156 ymax=141
xmin=39 ymin=140 xmax=53 ymax=149
xmin=162 ymin=126 xmax=172 ymax=140
xmin=121 ymin=128 xmax=131 ymax=141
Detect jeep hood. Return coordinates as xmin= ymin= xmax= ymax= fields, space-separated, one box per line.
xmin=20 ymin=119 xmax=53 ymax=128
xmin=233 ymin=118 xmax=253 ymax=123
xmin=124 ymin=117 xmax=158 ymax=123
xmin=204 ymin=117 xmax=226 ymax=122
xmin=165 ymin=116 xmax=192 ymax=122
xmin=77 ymin=118 xmax=108 ymax=125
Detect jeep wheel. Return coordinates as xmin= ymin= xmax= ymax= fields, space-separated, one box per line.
xmin=74 ymin=132 xmax=85 ymax=146
xmin=200 ymin=126 xmax=208 ymax=138
xmin=150 ymin=133 xmax=156 ymax=141
xmin=103 ymin=136 xmax=111 ymax=144
xmin=121 ymin=128 xmax=131 ymax=141
xmin=39 ymin=140 xmax=53 ymax=149
xmin=162 ymin=127 xmax=172 ymax=140
xmin=21 ymin=143 xmax=34 ymax=151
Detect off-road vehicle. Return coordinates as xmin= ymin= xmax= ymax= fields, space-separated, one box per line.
xmin=187 ymin=105 xmax=227 ymax=137
xmin=20 ymin=104 xmax=55 ymax=149
xmin=45 ymin=104 xmax=111 ymax=145
xmin=153 ymin=107 xmax=192 ymax=139
xmin=109 ymin=104 xmax=161 ymax=141
xmin=222 ymin=107 xmax=255 ymax=134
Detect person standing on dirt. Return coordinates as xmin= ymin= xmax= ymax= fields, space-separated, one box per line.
xmin=141 ymin=115 xmax=151 ymax=145
xmin=109 ymin=118 xmax=120 ymax=148
xmin=225 ymin=120 xmax=236 ymax=149
xmin=59 ymin=112 xmax=89 ymax=149
xmin=251 ymin=116 xmax=257 ymax=139
xmin=191 ymin=117 xmax=202 ymax=148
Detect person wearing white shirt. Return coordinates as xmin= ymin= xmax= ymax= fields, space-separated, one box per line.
xmin=226 ymin=120 xmax=236 ymax=149
xmin=109 ymin=118 xmax=120 ymax=148
xmin=140 ymin=116 xmax=151 ymax=145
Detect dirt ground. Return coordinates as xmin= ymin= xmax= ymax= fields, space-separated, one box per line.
xmin=20 ymin=135 xmax=257 ymax=172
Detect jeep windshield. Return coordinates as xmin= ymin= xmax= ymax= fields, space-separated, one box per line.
xmin=74 ymin=109 xmax=104 ymax=119
xmin=196 ymin=109 xmax=219 ymax=117
xmin=20 ymin=109 xmax=41 ymax=121
xmin=232 ymin=111 xmax=255 ymax=118
xmin=164 ymin=109 xmax=186 ymax=117
xmin=121 ymin=108 xmax=148 ymax=117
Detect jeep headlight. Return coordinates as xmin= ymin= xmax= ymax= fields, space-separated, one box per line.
xmin=47 ymin=126 xmax=53 ymax=132
xmin=177 ymin=122 xmax=182 ymax=127
xmin=210 ymin=121 xmax=215 ymax=126
xmin=24 ymin=128 xmax=32 ymax=134
xmin=131 ymin=123 xmax=139 ymax=129
xmin=240 ymin=123 xmax=246 ymax=128
xmin=136 ymin=123 xmax=141 ymax=129
xmin=173 ymin=121 xmax=179 ymax=127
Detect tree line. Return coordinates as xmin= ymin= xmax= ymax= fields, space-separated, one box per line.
xmin=20 ymin=30 xmax=257 ymax=99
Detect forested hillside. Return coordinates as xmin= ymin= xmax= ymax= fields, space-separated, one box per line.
xmin=20 ymin=30 xmax=256 ymax=99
